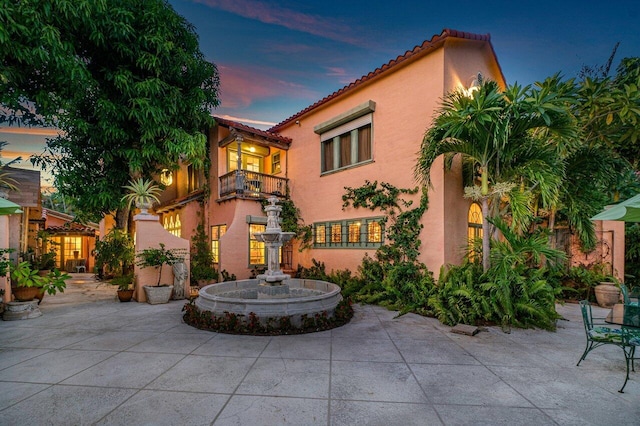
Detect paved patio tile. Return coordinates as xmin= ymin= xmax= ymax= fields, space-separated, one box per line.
xmin=95 ymin=390 xmax=229 ymax=426
xmin=410 ymin=363 xmax=533 ymax=406
xmin=331 ymin=337 xmax=404 ymax=362
xmin=0 ymin=384 xmax=136 ymax=425
xmin=331 ymin=360 xmax=427 ymax=403
xmin=330 ymin=400 xmax=442 ymax=425
xmin=4 ymin=328 xmax=96 ymax=349
xmin=0 ymin=349 xmax=116 ymax=384
xmin=0 ymin=347 xmax=53 ymax=370
xmin=147 ymin=355 xmax=256 ymax=393
xmin=237 ymin=358 xmax=330 ymax=398
xmin=434 ymin=405 xmax=555 ymax=425
xmin=61 ymin=352 xmax=184 ymax=388
xmin=192 ymin=334 xmax=270 ymax=357
xmin=65 ymin=330 xmax=159 ymax=351
xmin=452 ymin=337 xmax=551 ymax=367
xmin=393 ymin=337 xmax=480 ymax=365
xmin=214 ymin=395 xmax=327 ymax=426
xmin=0 ymin=381 xmax=50 ymax=410
xmin=489 ymin=365 xmax=640 ymax=410
xmin=126 ymin=332 xmax=215 ymax=354
xmin=1 ymin=284 xmax=638 ymax=425
xmin=261 ymin=335 xmax=332 ymax=360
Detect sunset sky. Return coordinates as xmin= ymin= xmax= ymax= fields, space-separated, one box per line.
xmin=2 ymin=0 xmax=638 ymax=184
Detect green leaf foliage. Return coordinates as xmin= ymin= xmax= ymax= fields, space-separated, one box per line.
xmin=1 ymin=0 xmax=220 ymax=224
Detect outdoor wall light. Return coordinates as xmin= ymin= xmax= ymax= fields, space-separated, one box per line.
xmin=466 ymin=72 xmax=483 ymax=97
xmin=160 ymin=169 xmax=173 ymax=186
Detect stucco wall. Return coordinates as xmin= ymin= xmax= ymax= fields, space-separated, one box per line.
xmin=276 ymin=40 xmax=505 ymax=276
xmin=133 ymin=214 xmax=190 ymax=302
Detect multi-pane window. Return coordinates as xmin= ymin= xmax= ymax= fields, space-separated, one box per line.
xmin=272 ymin=152 xmax=281 ymax=173
xmin=314 ymin=217 xmax=383 ymax=248
xmin=163 ymin=213 xmax=181 ymax=237
xmin=321 ymin=124 xmax=372 ymax=173
xmin=367 ymin=221 xmax=382 ymax=243
xmin=330 ymin=223 xmax=342 ymax=243
xmin=315 ymin=224 xmax=326 ymax=244
xmin=229 ymin=150 xmax=263 ymax=173
xmin=50 ymin=236 xmax=82 ymax=269
xmin=211 ymin=224 xmax=227 ymax=263
xmin=348 ymin=221 xmax=361 ymax=243
xmin=249 ymin=224 xmax=266 ymax=266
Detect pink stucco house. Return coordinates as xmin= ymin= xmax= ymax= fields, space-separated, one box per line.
xmin=152 ymin=28 xmax=624 ymax=282
xmin=154 ymin=28 xmax=506 ymax=280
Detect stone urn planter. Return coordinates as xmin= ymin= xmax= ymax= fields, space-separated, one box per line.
xmin=594 ymin=282 xmax=621 ymax=308
xmin=143 ymin=285 xmax=173 ymax=304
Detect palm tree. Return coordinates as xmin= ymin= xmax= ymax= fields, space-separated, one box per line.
xmin=415 ymin=79 xmax=576 ymax=271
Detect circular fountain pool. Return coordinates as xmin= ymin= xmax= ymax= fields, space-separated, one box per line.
xmin=195 ymin=278 xmax=343 ymax=327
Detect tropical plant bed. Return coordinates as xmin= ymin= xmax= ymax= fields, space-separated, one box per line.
xmin=182 ymin=298 xmax=354 ymax=335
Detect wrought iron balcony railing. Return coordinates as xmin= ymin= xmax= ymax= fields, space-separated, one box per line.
xmin=219 ymin=170 xmax=288 ymax=199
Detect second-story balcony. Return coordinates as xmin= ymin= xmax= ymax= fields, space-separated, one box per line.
xmin=219 ymin=170 xmax=288 ymax=200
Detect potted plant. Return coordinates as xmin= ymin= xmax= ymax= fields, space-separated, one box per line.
xmin=110 ymin=273 xmax=135 ymax=302
xmin=136 ymin=243 xmax=186 ymax=304
xmin=10 ymin=261 xmax=45 ymax=301
xmin=40 ymin=268 xmax=70 ymax=298
xmin=94 ymin=229 xmax=135 ymax=279
xmin=32 ymin=231 xmax=58 ymax=273
xmin=122 ymin=178 xmax=162 ymax=214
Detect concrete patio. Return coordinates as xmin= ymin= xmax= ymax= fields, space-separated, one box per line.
xmin=0 ymin=274 xmax=638 ymax=425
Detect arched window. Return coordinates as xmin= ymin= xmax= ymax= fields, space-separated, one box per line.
xmin=468 ymin=203 xmax=483 ymax=260
xmin=163 ymin=213 xmax=182 ymax=237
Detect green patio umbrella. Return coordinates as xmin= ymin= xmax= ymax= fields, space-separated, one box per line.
xmin=591 ymin=193 xmax=640 ymax=222
xmin=0 ymin=198 xmax=22 ymax=215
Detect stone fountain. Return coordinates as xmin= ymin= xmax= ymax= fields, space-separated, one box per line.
xmin=194 ymin=197 xmax=343 ymax=329
xmin=253 ymin=197 xmax=295 ymax=298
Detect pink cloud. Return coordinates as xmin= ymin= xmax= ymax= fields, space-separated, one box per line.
xmin=191 ymin=0 xmax=367 ymax=47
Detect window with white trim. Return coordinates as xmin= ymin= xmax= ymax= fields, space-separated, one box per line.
xmin=321 ymin=122 xmax=372 ymax=173
xmin=315 ymin=101 xmax=375 ymax=175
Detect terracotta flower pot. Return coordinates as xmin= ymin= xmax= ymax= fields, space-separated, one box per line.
xmin=117 ymin=289 xmax=134 ymax=302
xmin=12 ymin=286 xmax=40 ymax=302
xmin=594 ymin=282 xmax=621 ymax=308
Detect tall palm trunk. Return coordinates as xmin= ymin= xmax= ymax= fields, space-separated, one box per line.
xmin=481 ymin=197 xmax=491 ymax=271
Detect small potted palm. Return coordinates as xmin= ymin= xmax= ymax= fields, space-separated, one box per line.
xmin=111 ymin=273 xmax=135 ymax=302
xmin=122 ymin=177 xmax=162 ymax=214
xmin=94 ymin=228 xmax=136 ymax=301
xmin=136 ymin=243 xmax=186 ymax=304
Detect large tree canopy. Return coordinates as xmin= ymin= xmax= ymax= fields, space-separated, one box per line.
xmin=0 ymin=0 xmax=219 ymax=224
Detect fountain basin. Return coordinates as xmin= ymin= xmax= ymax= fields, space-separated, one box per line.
xmin=195 ymin=278 xmax=342 ymax=327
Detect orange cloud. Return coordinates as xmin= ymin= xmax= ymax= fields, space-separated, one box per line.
xmin=0 ymin=126 xmax=62 ymax=136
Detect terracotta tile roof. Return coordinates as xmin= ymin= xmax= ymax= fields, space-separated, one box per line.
xmin=45 ymin=224 xmax=97 ymax=236
xmin=269 ymin=28 xmax=503 ymax=132
xmin=214 ymin=116 xmax=292 ymax=145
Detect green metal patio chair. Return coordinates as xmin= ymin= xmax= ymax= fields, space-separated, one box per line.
xmin=577 ymin=300 xmax=638 ymax=393
xmin=620 ymin=284 xmax=639 ymax=307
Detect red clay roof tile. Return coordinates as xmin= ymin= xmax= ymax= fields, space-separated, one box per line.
xmin=269 ymin=28 xmax=502 ymax=132
xmin=214 ymin=116 xmax=292 ymax=145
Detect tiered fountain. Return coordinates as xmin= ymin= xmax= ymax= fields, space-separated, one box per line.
xmin=194 ymin=197 xmax=343 ymax=329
